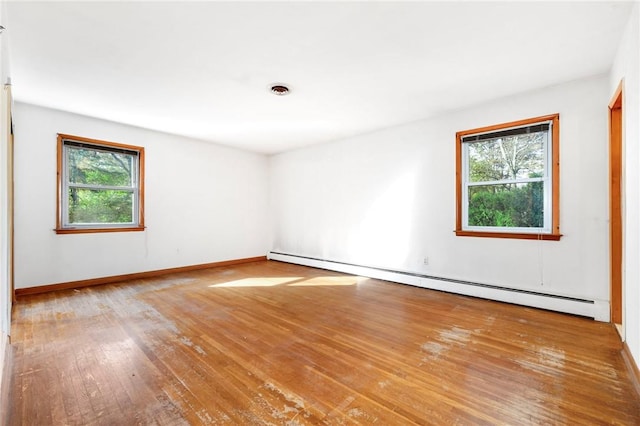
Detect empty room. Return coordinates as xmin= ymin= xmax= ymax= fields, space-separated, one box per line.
xmin=0 ymin=0 xmax=639 ymax=424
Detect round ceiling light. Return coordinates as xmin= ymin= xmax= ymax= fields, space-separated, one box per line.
xmin=270 ymin=84 xmax=290 ymax=96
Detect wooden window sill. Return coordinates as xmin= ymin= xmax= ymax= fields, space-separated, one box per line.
xmin=455 ymin=230 xmax=562 ymax=241
xmin=55 ymin=226 xmax=146 ymax=235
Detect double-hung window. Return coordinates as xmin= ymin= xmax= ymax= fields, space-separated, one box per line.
xmin=455 ymin=114 xmax=560 ymax=240
xmin=56 ymin=134 xmax=145 ymax=234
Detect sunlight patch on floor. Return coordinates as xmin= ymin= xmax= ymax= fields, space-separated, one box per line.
xmin=208 ymin=276 xmax=359 ymax=288
xmin=209 ymin=277 xmax=303 ymax=288
xmin=288 ymin=276 xmax=358 ymax=287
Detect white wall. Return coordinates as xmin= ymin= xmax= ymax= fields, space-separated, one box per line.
xmin=610 ymin=3 xmax=640 ymax=370
xmin=13 ymin=102 xmax=269 ymax=289
xmin=270 ymin=75 xmax=610 ymax=306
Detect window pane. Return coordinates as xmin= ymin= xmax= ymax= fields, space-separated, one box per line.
xmin=67 ymin=146 xmax=134 ymax=186
xmin=68 ymin=188 xmax=133 ymax=224
xmin=468 ymin=182 xmax=543 ymax=228
xmin=468 ymin=132 xmax=545 ymax=182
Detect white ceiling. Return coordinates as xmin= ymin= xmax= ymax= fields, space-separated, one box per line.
xmin=4 ymin=1 xmax=633 ymax=154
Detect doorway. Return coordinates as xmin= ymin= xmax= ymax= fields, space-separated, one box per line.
xmin=609 ymin=81 xmax=623 ymax=332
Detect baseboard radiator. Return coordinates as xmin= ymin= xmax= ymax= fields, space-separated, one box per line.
xmin=268 ymin=251 xmax=609 ymax=322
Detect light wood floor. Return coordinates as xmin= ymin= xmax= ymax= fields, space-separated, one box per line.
xmin=5 ymin=260 xmax=640 ymax=424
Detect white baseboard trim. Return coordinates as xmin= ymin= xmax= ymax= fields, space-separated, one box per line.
xmin=268 ymin=251 xmax=609 ymax=322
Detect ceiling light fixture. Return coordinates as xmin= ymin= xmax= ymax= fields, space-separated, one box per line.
xmin=270 ymin=84 xmax=290 ymax=96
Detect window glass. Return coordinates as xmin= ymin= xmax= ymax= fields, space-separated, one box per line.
xmin=467 ymin=134 xmax=545 ymax=183
xmin=67 ymin=146 xmax=134 ymax=186
xmin=468 ymin=182 xmax=543 ymax=228
xmin=67 ymin=189 xmax=134 ymax=225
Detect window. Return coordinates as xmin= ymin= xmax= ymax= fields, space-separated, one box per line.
xmin=455 ymin=114 xmax=560 ymax=240
xmin=56 ymin=134 xmax=145 ymax=234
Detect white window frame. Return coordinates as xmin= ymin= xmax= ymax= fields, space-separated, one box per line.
xmin=461 ymin=122 xmax=551 ymax=234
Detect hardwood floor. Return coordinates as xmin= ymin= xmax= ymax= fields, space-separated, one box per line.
xmin=5 ymin=260 xmax=640 ymax=424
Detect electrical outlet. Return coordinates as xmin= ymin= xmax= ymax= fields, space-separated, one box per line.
xmin=423 ymin=257 xmax=429 ymax=266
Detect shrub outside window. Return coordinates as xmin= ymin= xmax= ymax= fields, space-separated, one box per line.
xmin=56 ymin=134 xmax=145 ymax=234
xmin=455 ymin=114 xmax=561 ymax=240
